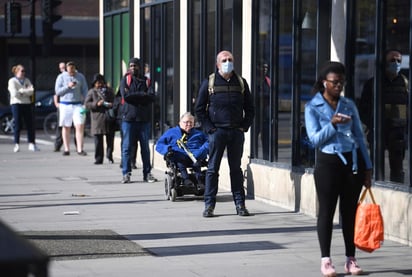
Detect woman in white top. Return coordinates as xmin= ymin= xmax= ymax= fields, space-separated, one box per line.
xmin=8 ymin=64 xmax=39 ymax=152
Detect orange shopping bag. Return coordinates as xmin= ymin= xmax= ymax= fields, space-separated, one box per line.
xmin=354 ymin=187 xmax=384 ymax=253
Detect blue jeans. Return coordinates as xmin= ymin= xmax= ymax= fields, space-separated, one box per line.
xmin=204 ymin=128 xmax=245 ymax=208
xmin=121 ymin=121 xmax=151 ymax=177
xmin=11 ymin=104 xmax=35 ymax=144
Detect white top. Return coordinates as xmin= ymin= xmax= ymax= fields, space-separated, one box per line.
xmin=8 ymin=77 xmax=34 ymax=105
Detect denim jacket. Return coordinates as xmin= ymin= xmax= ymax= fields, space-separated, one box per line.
xmin=305 ymin=92 xmax=372 ymax=171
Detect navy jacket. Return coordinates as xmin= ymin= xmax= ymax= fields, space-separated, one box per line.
xmin=195 ymin=70 xmax=255 ymax=134
xmin=119 ymin=72 xmax=155 ymax=122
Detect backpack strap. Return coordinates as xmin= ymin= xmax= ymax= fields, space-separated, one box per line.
xmin=207 ymin=72 xmax=244 ymax=95
xmin=121 ymin=72 xmax=133 ymax=105
xmin=208 ymin=73 xmax=216 ymax=95
xmin=401 ymin=73 xmax=409 ymax=93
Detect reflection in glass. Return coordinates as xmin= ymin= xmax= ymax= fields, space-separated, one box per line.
xmin=355 ymin=0 xmax=410 ymax=185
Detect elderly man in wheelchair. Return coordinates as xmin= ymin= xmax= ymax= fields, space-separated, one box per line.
xmin=156 ymin=112 xmax=208 ymax=200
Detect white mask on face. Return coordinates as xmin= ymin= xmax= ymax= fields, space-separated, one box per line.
xmin=221 ymin=61 xmax=234 ymax=74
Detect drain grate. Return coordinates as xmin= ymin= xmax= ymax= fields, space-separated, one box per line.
xmin=21 ymin=229 xmax=151 ymax=260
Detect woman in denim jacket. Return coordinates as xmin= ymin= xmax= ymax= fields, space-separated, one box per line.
xmin=304 ymin=61 xmax=372 ymax=277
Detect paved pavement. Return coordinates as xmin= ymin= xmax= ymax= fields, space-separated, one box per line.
xmin=0 ymin=133 xmax=411 ymax=277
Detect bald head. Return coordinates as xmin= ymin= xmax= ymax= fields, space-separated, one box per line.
xmin=216 ymin=51 xmax=234 ymax=78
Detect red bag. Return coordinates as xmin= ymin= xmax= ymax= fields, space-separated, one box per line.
xmin=354 ymin=187 xmax=384 ymax=253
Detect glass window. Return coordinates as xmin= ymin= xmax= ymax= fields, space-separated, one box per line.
xmin=356 ymin=0 xmax=410 ymax=185
xmin=300 ymin=1 xmax=317 ymax=167
xmin=206 ymin=1 xmax=217 ymax=73
xmin=222 ymin=0 xmax=233 ymax=51
xmin=104 ymin=0 xmax=129 ymax=13
xmin=253 ymin=0 xmax=272 ymax=160
xmin=252 ymin=0 xmax=316 ymax=165
xmin=165 ymin=3 xmax=175 ymax=127
xmin=189 ymin=0 xmax=201 ymax=112
xmin=276 ymin=2 xmax=293 ymax=164
xmin=140 ymin=3 xmax=175 ymax=137
xmin=384 ymin=1 xmax=410 ymax=184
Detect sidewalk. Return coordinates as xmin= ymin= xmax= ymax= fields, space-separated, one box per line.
xmin=0 ymin=134 xmax=411 ymax=277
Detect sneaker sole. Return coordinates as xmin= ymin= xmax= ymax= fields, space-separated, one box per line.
xmin=344 ymin=269 xmax=363 ymax=275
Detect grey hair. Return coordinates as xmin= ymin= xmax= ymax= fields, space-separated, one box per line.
xmin=180 ymin=112 xmax=194 ymax=121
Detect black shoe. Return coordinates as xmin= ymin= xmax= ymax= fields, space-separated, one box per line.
xmin=108 ymin=157 xmax=114 ymax=164
xmin=77 ymin=151 xmax=87 ymax=156
xmin=54 ymin=148 xmax=61 ymax=152
xmin=131 ymin=163 xmax=138 ymax=169
xmin=94 ymin=161 xmax=103 ymax=165
xmin=62 ymin=151 xmax=70 ymax=156
xmin=236 ymin=205 xmax=250 ymax=216
xmin=202 ymin=206 xmax=214 ymax=218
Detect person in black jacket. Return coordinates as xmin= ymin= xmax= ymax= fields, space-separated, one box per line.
xmin=119 ymin=58 xmax=158 ymax=184
xmin=195 ymin=50 xmax=255 ymax=217
xmin=359 ymin=49 xmax=408 ymax=183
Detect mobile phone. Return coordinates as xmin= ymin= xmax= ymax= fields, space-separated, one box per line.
xmin=337 ymin=113 xmax=351 ymax=119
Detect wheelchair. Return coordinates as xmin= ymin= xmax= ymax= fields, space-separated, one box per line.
xmin=163 ymin=156 xmax=207 ymax=202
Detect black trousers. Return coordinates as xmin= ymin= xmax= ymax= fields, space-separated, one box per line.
xmin=314 ymin=151 xmax=365 ymax=258
xmin=94 ymin=132 xmax=114 ymax=163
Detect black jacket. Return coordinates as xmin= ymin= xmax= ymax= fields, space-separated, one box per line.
xmin=195 ymin=70 xmax=255 ymax=133
xmin=119 ymin=72 xmax=155 ymax=122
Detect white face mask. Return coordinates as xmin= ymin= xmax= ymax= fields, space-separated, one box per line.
xmin=221 ymin=61 xmax=234 ymax=74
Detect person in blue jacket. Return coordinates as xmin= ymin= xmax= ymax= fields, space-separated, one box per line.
xmin=304 ymin=61 xmax=372 ymax=277
xmin=156 ymin=112 xmax=208 ymax=186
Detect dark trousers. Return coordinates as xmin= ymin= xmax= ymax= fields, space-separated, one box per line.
xmin=204 ymin=128 xmax=245 ymax=208
xmin=314 ymin=151 xmax=365 ymax=258
xmin=130 ymin=140 xmax=139 ymax=166
xmin=386 ymin=127 xmax=405 ymax=182
xmin=11 ymin=104 xmax=35 ymax=144
xmin=55 ymin=128 xmax=63 ymax=150
xmin=94 ymin=132 xmax=114 ymax=163
xmin=170 ymin=152 xmax=201 ymax=180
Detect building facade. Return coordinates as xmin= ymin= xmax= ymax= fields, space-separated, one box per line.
xmin=101 ymin=0 xmax=412 ymax=246
xmin=0 ymin=0 xmax=99 ymax=105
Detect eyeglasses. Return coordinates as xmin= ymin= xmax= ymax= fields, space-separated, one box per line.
xmin=221 ymin=58 xmax=233 ymax=63
xmin=181 ymin=121 xmax=194 ymax=125
xmin=326 ymin=79 xmax=346 ymax=86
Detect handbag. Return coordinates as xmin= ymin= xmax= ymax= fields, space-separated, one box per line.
xmin=105 ymin=108 xmax=116 ymax=122
xmin=354 ymin=187 xmax=384 ymax=253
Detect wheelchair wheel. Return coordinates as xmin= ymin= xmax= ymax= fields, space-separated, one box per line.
xmin=1 ymin=114 xmax=14 ymax=134
xmin=164 ymin=174 xmax=172 ymax=200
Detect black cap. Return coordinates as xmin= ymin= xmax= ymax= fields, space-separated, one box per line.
xmin=129 ymin=57 xmax=141 ymax=66
xmin=91 ymin=73 xmax=106 ymax=86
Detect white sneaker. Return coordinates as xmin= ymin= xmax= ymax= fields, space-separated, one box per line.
xmin=13 ymin=144 xmax=19 ymax=153
xmin=28 ymin=143 xmax=40 ymax=151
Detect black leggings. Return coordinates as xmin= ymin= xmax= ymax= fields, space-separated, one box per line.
xmin=314 ymin=151 xmax=364 ymax=258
